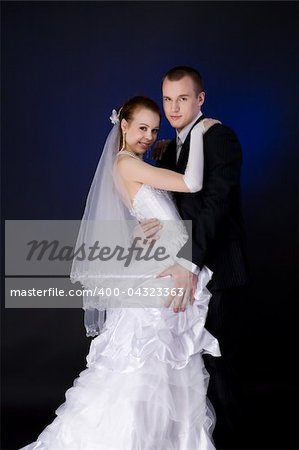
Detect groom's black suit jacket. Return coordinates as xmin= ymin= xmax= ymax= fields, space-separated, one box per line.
xmin=157 ymin=116 xmax=248 ymax=291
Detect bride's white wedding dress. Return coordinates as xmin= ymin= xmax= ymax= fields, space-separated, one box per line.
xmin=20 ymin=184 xmax=221 ymax=450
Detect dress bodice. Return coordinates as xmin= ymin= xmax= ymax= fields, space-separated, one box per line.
xmin=130 ymin=184 xmax=181 ymax=222
xmin=115 ymin=150 xmax=189 ymax=250
xmin=130 ymin=184 xmax=189 ymax=254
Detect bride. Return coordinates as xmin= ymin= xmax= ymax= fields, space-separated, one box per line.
xmin=20 ymin=96 xmax=221 ymax=450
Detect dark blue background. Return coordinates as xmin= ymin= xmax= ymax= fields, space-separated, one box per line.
xmin=2 ymin=2 xmax=298 ymax=449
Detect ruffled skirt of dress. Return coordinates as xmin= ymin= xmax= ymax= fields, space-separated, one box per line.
xmin=20 ymin=267 xmax=220 ymax=450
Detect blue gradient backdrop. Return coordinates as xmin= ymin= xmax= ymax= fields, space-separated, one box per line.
xmin=2 ymin=2 xmax=298 ymax=449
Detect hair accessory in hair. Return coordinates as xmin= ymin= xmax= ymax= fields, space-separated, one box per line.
xmin=110 ymin=109 xmax=120 ymax=125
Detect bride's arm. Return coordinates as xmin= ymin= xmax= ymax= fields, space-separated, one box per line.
xmin=117 ymin=119 xmax=219 ymax=193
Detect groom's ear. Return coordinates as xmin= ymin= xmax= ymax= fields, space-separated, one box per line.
xmin=198 ymin=91 xmax=205 ymax=107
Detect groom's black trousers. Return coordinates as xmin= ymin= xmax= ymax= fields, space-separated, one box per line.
xmin=203 ymin=286 xmax=246 ymax=449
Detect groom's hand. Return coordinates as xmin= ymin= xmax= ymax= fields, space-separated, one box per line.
xmin=139 ymin=218 xmax=162 ymax=241
xmin=158 ymin=263 xmax=193 ymax=313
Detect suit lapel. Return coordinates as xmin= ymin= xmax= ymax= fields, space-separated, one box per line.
xmin=161 ymin=138 xmax=177 ymax=171
xmin=177 ymin=115 xmax=205 ymax=170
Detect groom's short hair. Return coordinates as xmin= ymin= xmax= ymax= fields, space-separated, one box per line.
xmin=162 ymin=66 xmax=204 ymax=95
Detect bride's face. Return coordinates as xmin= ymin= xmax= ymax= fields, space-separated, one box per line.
xmin=121 ymin=108 xmax=160 ymax=155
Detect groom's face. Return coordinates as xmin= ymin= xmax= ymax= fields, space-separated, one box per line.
xmin=162 ymin=76 xmax=205 ymax=132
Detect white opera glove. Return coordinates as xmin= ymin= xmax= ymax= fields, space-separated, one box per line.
xmin=182 ymin=121 xmax=206 ymax=193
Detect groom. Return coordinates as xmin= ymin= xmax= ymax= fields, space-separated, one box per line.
xmin=150 ymin=66 xmax=248 ymax=448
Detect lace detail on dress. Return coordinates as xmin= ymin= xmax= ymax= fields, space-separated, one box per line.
xmin=130 ymin=187 xmax=173 ymax=221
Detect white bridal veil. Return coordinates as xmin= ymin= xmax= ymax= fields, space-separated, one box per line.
xmin=70 ymin=111 xmax=139 ymax=336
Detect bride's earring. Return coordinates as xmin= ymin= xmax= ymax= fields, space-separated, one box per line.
xmin=121 ymin=131 xmax=126 ymax=151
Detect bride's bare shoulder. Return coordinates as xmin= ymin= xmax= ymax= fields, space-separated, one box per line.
xmin=115 ymin=153 xmax=143 ymax=180
xmin=116 ymin=153 xmax=143 ymax=166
